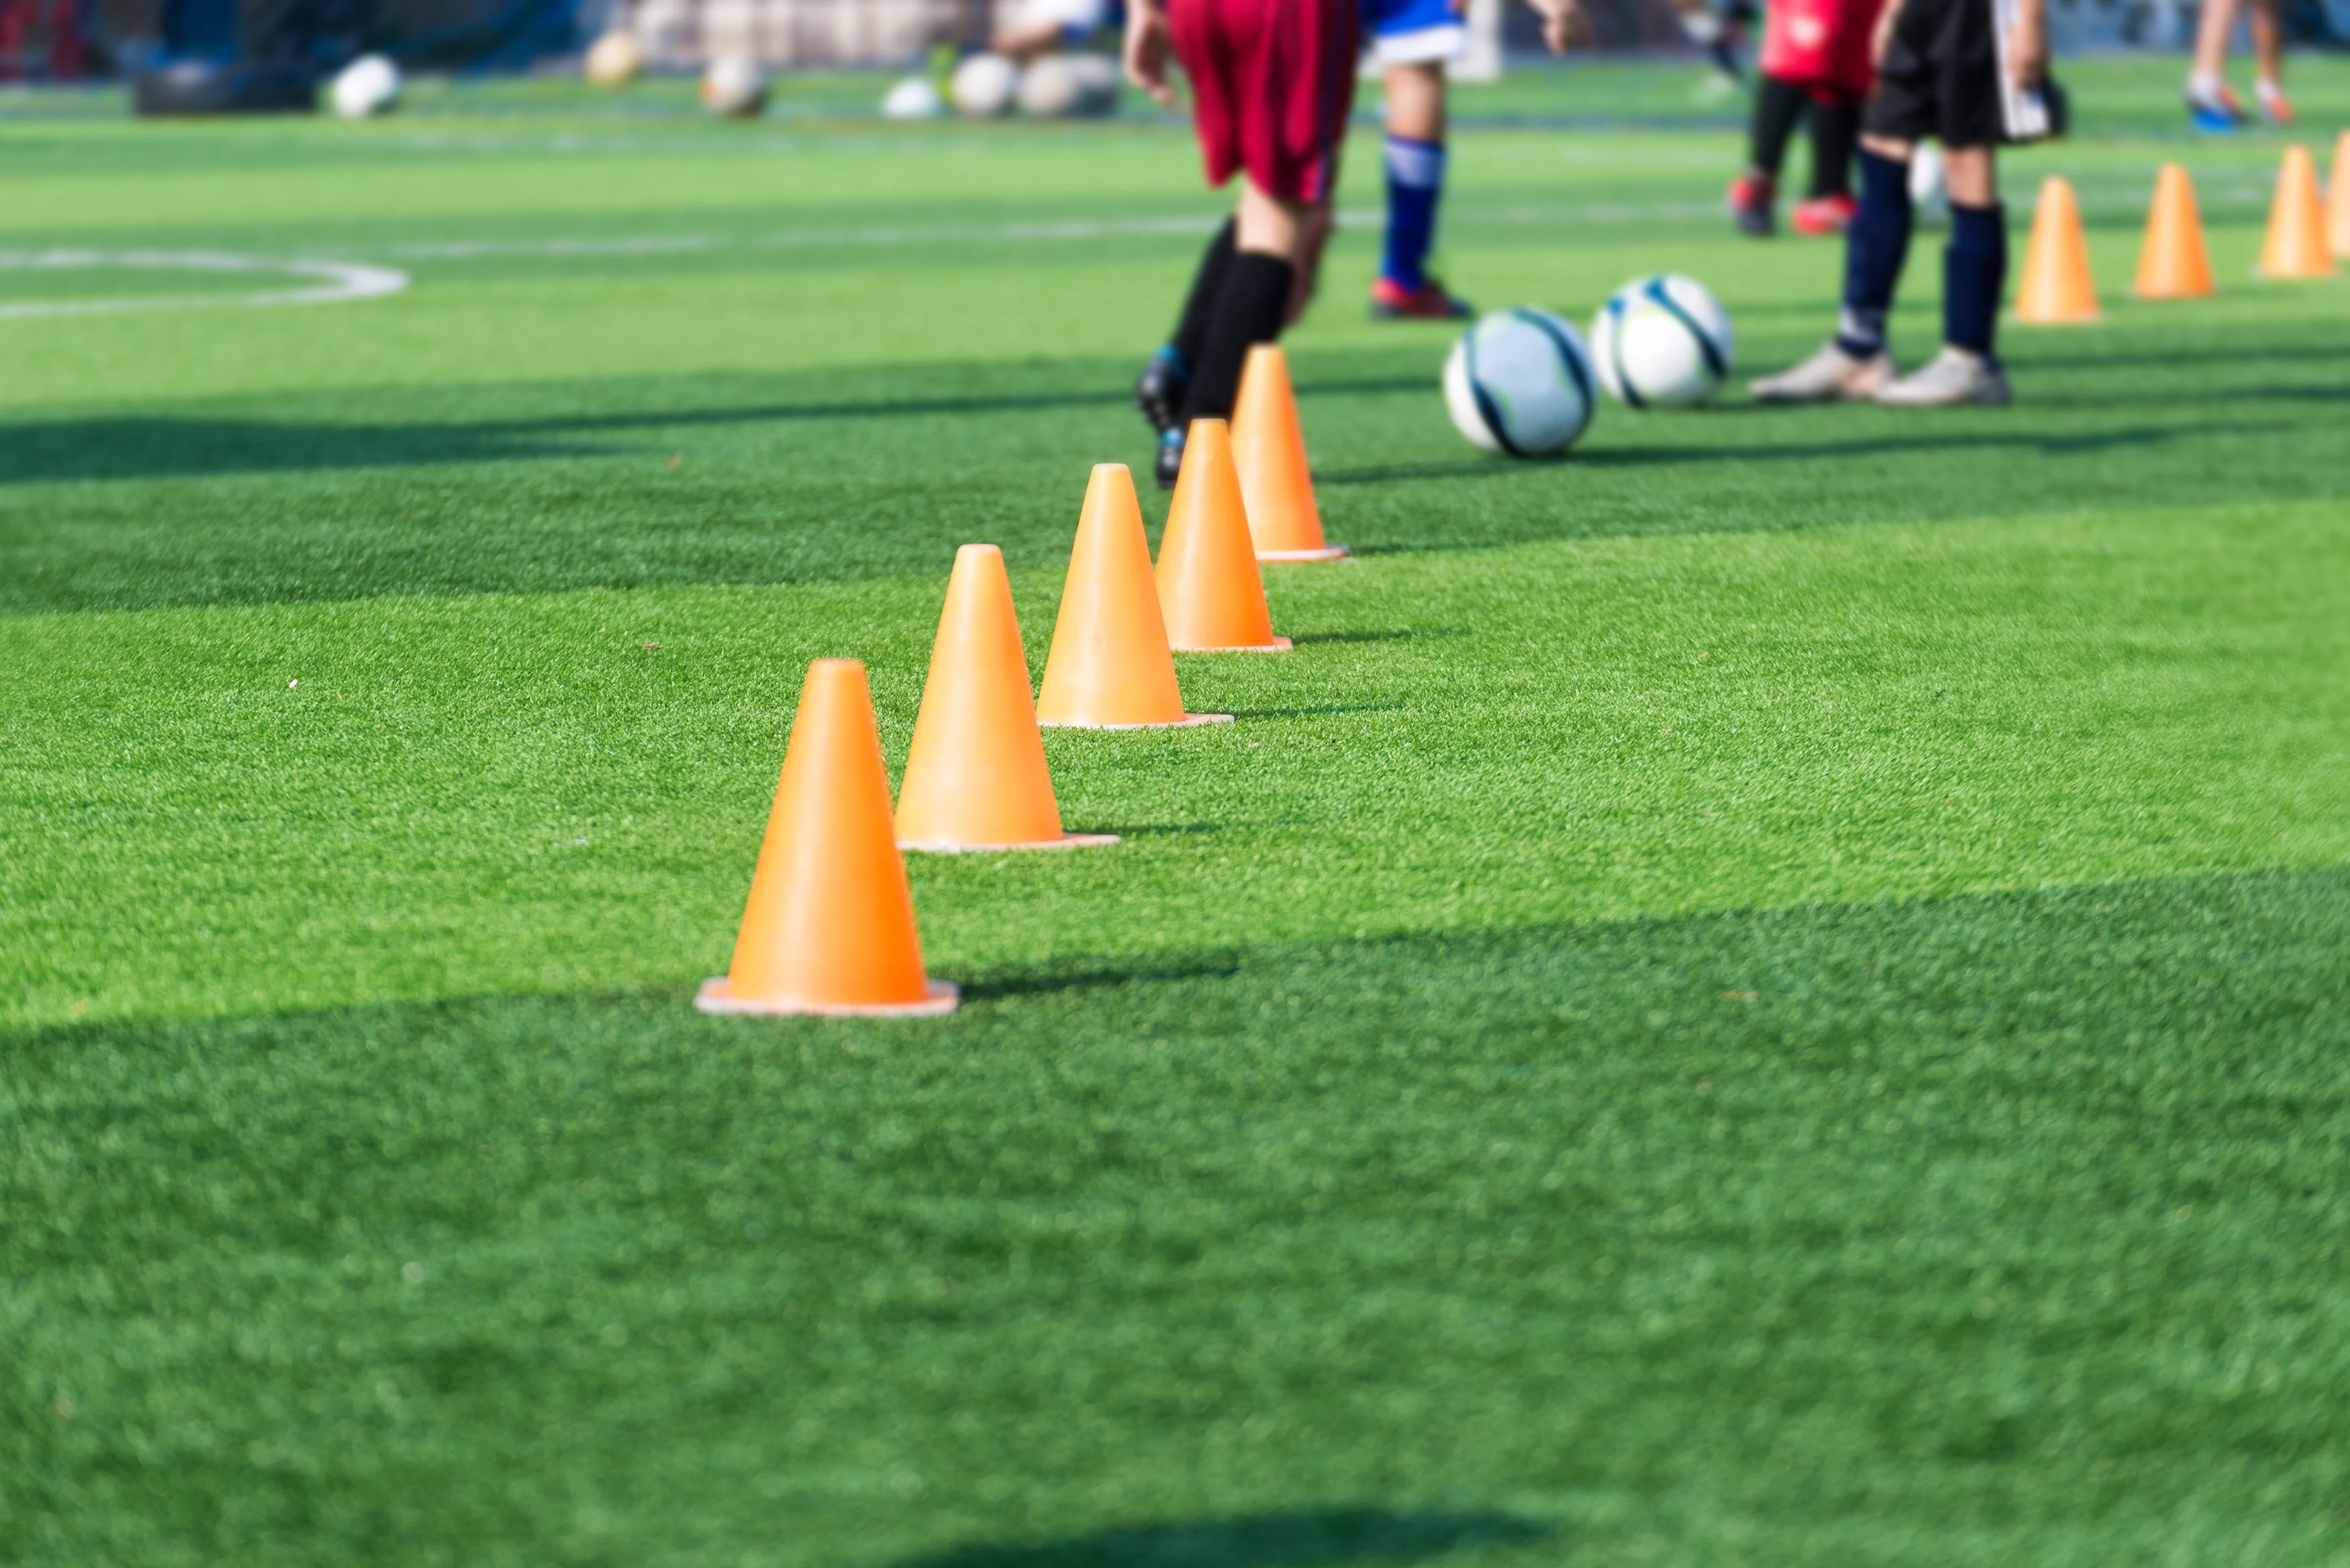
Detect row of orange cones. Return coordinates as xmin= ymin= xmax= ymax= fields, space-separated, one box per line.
xmin=2016 ymin=136 xmax=2349 ymax=324
xmin=698 ymin=348 xmax=1344 ymax=1017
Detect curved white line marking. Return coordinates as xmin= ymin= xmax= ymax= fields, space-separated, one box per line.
xmin=0 ymin=249 xmax=409 ymax=321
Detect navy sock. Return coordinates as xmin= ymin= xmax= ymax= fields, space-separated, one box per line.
xmin=1380 ymin=134 xmax=1446 ymax=290
xmin=1180 ymin=251 xmax=1295 ymax=426
xmin=1943 ymin=200 xmax=2008 ymax=360
xmin=1167 ymin=217 xmax=1237 ymax=377
xmin=1836 ymin=149 xmax=1914 ymax=357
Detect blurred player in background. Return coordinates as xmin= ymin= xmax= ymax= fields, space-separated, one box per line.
xmin=1124 ymin=0 xmax=1362 ymax=485
xmin=1726 ymin=0 xmax=1887 ymax=236
xmin=2184 ymin=0 xmax=2292 ymax=130
xmin=990 ymin=0 xmax=1126 ymax=63
xmin=1364 ymin=0 xmax=1589 ymax=320
xmin=1751 ymin=0 xmax=2057 ymax=407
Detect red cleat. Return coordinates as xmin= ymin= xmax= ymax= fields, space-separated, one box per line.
xmin=1790 ymin=193 xmax=1858 ymax=236
xmin=1368 ymin=275 xmax=1473 ymax=320
xmin=1728 ymin=172 xmax=1775 ymax=236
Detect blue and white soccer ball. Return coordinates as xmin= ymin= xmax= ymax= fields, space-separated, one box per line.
xmin=1589 ymin=274 xmax=1734 ymax=408
xmin=1442 ymin=307 xmax=1597 ymax=458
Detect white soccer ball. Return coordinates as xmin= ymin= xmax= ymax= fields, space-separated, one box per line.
xmin=880 ymin=75 xmax=943 ymax=118
xmin=583 ymin=30 xmax=643 ymax=87
xmin=1017 ymin=55 xmax=1084 ymax=117
xmin=1909 ymin=142 xmax=1950 ymax=226
xmin=700 ymin=56 xmax=768 ymax=118
xmin=950 ymin=52 xmax=1019 ymax=117
xmin=1442 ymin=307 xmax=1597 ymax=457
xmin=330 ymin=54 xmax=399 ymax=119
xmin=1065 ymin=52 xmax=1122 ymax=113
xmin=1589 ymin=273 xmax=1733 ymax=408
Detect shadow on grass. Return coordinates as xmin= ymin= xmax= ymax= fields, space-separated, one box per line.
xmin=890 ymin=1509 xmax=1548 ymax=1568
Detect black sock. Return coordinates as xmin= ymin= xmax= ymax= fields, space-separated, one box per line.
xmin=1748 ymin=75 xmax=1806 ymax=180
xmin=1178 ymin=250 xmax=1295 ymax=427
xmin=1836 ymin=149 xmax=1914 ymax=356
xmin=1806 ymin=99 xmax=1860 ymax=199
xmin=1166 ymin=218 xmax=1237 ymax=377
xmin=1944 ymin=200 xmax=2008 ymax=359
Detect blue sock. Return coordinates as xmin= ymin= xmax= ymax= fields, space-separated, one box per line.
xmin=1943 ymin=201 xmax=2008 ymax=360
xmin=1380 ymin=134 xmax=1446 ymax=291
xmin=1835 ymin=149 xmax=1915 ymax=357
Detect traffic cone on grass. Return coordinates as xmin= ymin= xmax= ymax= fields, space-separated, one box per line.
xmin=2133 ymin=163 xmax=2215 ymax=299
xmin=1036 ymin=463 xmax=1231 ymax=728
xmin=2013 ymin=176 xmax=2100 ymax=323
xmin=1231 ymin=345 xmax=1348 ymax=562
xmin=1156 ymin=419 xmax=1290 ymax=652
xmin=895 ymin=544 xmax=1117 ymax=853
xmin=2259 ymin=144 xmax=2337 ymax=278
xmin=2329 ymin=131 xmax=2350 ymax=260
xmin=696 ymin=659 xmax=957 ymax=1018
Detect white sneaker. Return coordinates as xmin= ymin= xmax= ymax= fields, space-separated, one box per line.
xmin=1748 ymin=341 xmax=1896 ymax=403
xmin=1873 ymin=346 xmax=2012 ymax=407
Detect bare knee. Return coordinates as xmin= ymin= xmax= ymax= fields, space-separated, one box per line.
xmin=1941 ymin=145 xmax=1996 ymax=205
xmin=1235 ymin=182 xmax=1312 ymax=259
xmin=1859 ymin=133 xmax=1914 ymax=163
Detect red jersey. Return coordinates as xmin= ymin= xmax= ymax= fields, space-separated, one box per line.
xmin=1760 ymin=0 xmax=1888 ymax=101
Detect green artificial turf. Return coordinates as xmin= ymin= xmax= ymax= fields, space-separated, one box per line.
xmin=5 ymin=57 xmax=2350 ymax=1566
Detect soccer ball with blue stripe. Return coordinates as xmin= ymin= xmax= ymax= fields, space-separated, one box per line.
xmin=1441 ymin=307 xmax=1597 ymax=458
xmin=1590 ymin=274 xmax=1734 ymax=409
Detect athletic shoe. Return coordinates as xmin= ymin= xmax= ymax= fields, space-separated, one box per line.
xmin=2257 ymin=80 xmax=2294 ymax=124
xmin=1153 ymin=426 xmax=1185 ymax=490
xmin=1134 ymin=347 xmax=1186 ymax=436
xmin=1789 ymin=193 xmax=1857 ymax=236
xmin=1368 ymin=276 xmax=1473 ymax=320
xmin=1748 ymin=340 xmax=1895 ymax=403
xmin=1873 ymin=346 xmax=2011 ymax=407
xmin=2186 ymin=82 xmax=2245 ymax=133
xmin=1728 ymin=173 xmax=1775 ymax=237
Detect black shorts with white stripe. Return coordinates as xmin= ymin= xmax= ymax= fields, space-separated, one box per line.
xmin=1864 ymin=0 xmax=2065 ymax=148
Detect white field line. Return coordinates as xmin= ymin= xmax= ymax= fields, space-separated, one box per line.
xmin=0 ymin=249 xmax=408 ymax=320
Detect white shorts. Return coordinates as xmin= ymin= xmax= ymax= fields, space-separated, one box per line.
xmin=1010 ymin=0 xmax=1114 ymax=32
xmin=1369 ymin=21 xmax=1468 ymax=64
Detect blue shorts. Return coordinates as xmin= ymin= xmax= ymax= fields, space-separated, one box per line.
xmin=1363 ymin=0 xmax=1467 ymax=63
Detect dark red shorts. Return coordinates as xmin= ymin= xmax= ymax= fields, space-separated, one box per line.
xmin=1170 ymin=0 xmax=1360 ymax=205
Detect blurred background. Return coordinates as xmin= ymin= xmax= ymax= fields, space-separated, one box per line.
xmin=7 ymin=0 xmax=2343 ymax=92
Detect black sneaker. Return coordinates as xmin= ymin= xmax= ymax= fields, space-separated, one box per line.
xmin=1153 ymin=427 xmax=1185 ymax=490
xmin=1134 ymin=347 xmax=1187 ymax=435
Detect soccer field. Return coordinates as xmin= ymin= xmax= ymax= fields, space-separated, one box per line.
xmin=5 ymin=57 xmax=2350 ymax=1564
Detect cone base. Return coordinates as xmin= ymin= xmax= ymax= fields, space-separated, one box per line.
xmin=1039 ymin=712 xmax=1235 ymax=730
xmin=2255 ymin=264 xmax=2338 ymax=280
xmin=1172 ymin=636 xmax=1293 ymax=654
xmin=694 ymin=977 xmax=960 ymax=1018
xmin=2010 ymin=310 xmax=2102 ymax=325
xmin=2134 ymin=285 xmax=2214 ymax=300
xmin=900 ymin=832 xmax=1121 ymax=854
xmin=1256 ymin=544 xmax=1351 ymax=563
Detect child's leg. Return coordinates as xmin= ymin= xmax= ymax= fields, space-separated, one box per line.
xmin=1135 ymin=217 xmax=1237 ymax=434
xmin=2250 ymin=0 xmax=2290 ymax=117
xmin=2188 ymin=0 xmax=2240 ymax=110
xmin=1378 ymin=58 xmax=1448 ymax=291
xmin=1178 ymin=181 xmax=1305 ymax=430
xmin=1748 ymin=72 xmax=1807 ymax=180
xmin=1938 ymin=144 xmax=2004 ymax=359
xmin=1834 ymin=136 xmax=1916 ymax=357
xmin=1805 ymin=93 xmax=1861 ymax=199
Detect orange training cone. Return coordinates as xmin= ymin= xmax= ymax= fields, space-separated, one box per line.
xmin=1036 ymin=463 xmax=1231 ymax=728
xmin=894 ymin=544 xmax=1117 ymax=853
xmin=2329 ymin=131 xmax=2350 ymax=260
xmin=2013 ymin=175 xmax=2100 ymax=324
xmin=1156 ymin=418 xmax=1290 ymax=653
xmin=697 ymin=658 xmax=957 ymax=1018
xmin=1231 ymin=345 xmax=1348 ymax=563
xmin=2260 ymin=144 xmax=2337 ymax=279
xmin=2133 ymin=162 xmax=2215 ymax=300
